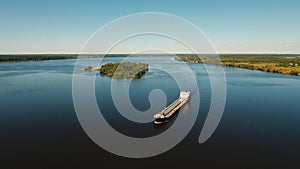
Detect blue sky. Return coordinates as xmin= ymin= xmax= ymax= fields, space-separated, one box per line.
xmin=0 ymin=0 xmax=300 ymax=54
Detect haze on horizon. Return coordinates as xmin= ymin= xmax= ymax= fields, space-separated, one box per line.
xmin=0 ymin=0 xmax=300 ymax=54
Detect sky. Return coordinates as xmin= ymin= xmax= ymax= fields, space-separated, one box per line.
xmin=0 ymin=0 xmax=300 ymax=54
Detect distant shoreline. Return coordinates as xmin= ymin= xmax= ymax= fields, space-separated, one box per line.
xmin=176 ymin=55 xmax=300 ymax=76
xmin=0 ymin=54 xmax=138 ymax=63
xmin=0 ymin=54 xmax=78 ymax=63
xmin=1 ymin=54 xmax=300 ymax=76
xmin=0 ymin=54 xmax=169 ymax=63
xmin=1 ymin=53 xmax=300 ymax=63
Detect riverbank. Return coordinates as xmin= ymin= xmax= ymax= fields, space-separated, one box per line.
xmin=176 ymin=54 xmax=300 ymax=76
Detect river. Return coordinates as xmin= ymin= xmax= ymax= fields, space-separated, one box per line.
xmin=1 ymin=57 xmax=299 ymax=168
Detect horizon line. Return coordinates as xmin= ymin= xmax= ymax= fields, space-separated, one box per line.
xmin=1 ymin=53 xmax=300 ymax=55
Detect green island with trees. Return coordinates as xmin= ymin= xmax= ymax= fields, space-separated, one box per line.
xmin=85 ymin=61 xmax=149 ymax=79
xmin=175 ymin=54 xmax=300 ymax=76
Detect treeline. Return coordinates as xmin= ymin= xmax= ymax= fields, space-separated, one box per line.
xmin=175 ymin=54 xmax=300 ymax=76
xmin=0 ymin=54 xmax=80 ymax=62
xmin=0 ymin=54 xmax=156 ymax=63
xmin=219 ymin=55 xmax=300 ymax=67
xmin=176 ymin=54 xmax=300 ymax=67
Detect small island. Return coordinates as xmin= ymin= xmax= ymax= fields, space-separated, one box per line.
xmin=85 ymin=61 xmax=149 ymax=79
xmin=176 ymin=55 xmax=300 ymax=76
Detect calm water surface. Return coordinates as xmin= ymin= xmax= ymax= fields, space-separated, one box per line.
xmin=1 ymin=57 xmax=300 ymax=168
